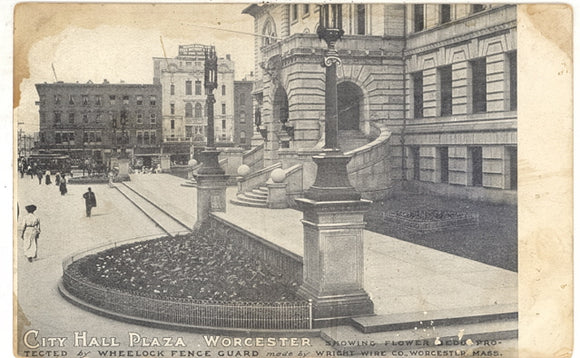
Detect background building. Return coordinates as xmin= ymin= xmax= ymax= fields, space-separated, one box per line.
xmin=153 ymin=44 xmax=235 ymax=163
xmin=242 ymin=3 xmax=516 ymax=204
xmin=35 ymin=80 xmax=162 ymax=169
xmin=233 ymin=75 xmax=254 ymax=149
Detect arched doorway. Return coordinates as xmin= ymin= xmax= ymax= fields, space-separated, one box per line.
xmin=273 ymin=86 xmax=289 ymax=126
xmin=337 ymin=82 xmax=363 ymax=131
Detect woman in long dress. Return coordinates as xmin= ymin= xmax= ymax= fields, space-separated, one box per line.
xmin=21 ymin=205 xmax=40 ymax=262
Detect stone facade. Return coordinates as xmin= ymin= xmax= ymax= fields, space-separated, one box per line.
xmin=243 ymin=4 xmax=517 ymax=203
xmin=233 ymin=79 xmax=254 ymax=149
xmin=153 ymin=44 xmax=235 ymax=162
xmin=35 ymin=80 xmax=162 ymax=168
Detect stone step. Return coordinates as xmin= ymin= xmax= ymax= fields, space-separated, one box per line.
xmin=236 ymin=193 xmax=268 ymax=204
xmin=245 ymin=191 xmax=268 ymax=200
xmin=229 ymin=198 xmax=268 ymax=208
xmin=321 ymin=320 xmax=518 ymax=355
xmin=352 ymin=304 xmax=518 ymax=333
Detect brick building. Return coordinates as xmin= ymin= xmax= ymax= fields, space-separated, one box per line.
xmin=35 ymin=80 xmax=163 ymax=169
xmin=233 ymin=76 xmax=254 ymax=149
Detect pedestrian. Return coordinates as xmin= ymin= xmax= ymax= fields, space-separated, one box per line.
xmin=36 ymin=170 xmax=43 ymax=185
xmin=45 ymin=170 xmax=52 ymax=185
xmin=82 ymin=187 xmax=97 ymax=217
xmin=55 ymin=172 xmax=61 ymax=186
xmin=59 ymin=175 xmax=68 ymax=196
xmin=27 ymin=165 xmax=33 ymax=179
xmin=20 ymin=204 xmax=40 ymax=262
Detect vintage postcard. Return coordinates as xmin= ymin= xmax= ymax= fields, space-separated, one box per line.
xmin=12 ymin=3 xmax=573 ymax=358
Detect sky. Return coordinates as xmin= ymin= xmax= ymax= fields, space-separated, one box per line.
xmin=13 ymin=3 xmax=256 ymax=134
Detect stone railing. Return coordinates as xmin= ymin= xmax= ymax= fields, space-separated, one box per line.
xmin=237 ymin=162 xmax=282 ymax=194
xmin=242 ymin=143 xmax=264 ymax=172
xmin=344 ymin=123 xmax=393 ymax=200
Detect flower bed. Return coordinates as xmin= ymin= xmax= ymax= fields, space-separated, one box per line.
xmin=383 ymin=209 xmax=479 ymax=232
xmin=76 ymin=230 xmax=301 ymax=302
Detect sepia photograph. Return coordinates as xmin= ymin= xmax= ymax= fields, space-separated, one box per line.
xmin=11 ymin=3 xmax=572 ymax=357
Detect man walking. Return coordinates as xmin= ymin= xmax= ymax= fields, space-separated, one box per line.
xmin=82 ymin=187 xmax=97 ymax=217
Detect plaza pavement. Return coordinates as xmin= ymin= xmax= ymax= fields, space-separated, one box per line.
xmin=14 ymin=172 xmax=517 ymax=357
xmin=125 ymin=173 xmax=518 ymax=316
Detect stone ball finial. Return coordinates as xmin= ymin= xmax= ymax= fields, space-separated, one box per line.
xmin=270 ymin=168 xmax=285 ymax=183
xmin=237 ymin=164 xmax=251 ymax=177
xmin=188 ymin=159 xmax=198 ymax=167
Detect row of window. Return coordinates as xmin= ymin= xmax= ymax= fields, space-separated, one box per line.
xmin=173 ymin=81 xmax=227 ymax=96
xmin=409 ymin=146 xmax=517 ymax=189
xmin=413 ymin=4 xmax=488 ymax=32
xmin=51 ymin=130 xmax=160 ymax=145
xmin=291 ymin=4 xmax=311 ymax=22
xmin=49 ymin=94 xmax=157 ymax=106
xmin=412 ymin=52 xmax=516 ymax=118
xmin=51 ymin=111 xmax=157 ymax=125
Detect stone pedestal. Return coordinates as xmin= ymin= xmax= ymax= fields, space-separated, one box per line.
xmin=118 ymin=158 xmax=130 ymax=181
xmin=194 ymin=149 xmax=227 ymax=230
xmin=267 ymin=182 xmax=289 ymax=209
xmin=160 ymin=154 xmax=171 ymax=172
xmin=295 ymin=198 xmax=373 ymax=326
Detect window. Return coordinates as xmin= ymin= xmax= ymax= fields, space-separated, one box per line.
xmin=439 ymin=147 xmax=449 ymax=183
xmin=412 ymin=71 xmax=423 ymax=118
xmin=171 ymin=120 xmax=175 ymax=130
xmin=55 ymin=133 xmax=62 ymax=144
xmin=507 ymin=51 xmax=517 ymax=111
xmin=439 ymin=65 xmax=453 ymax=116
xmin=95 ymin=95 xmax=102 ymax=106
xmin=150 ymin=95 xmax=156 ymax=106
xmin=136 ymin=95 xmax=143 ymax=105
xmin=222 ymin=85 xmax=226 ymax=96
xmin=356 ymin=4 xmax=366 ymax=35
xmin=150 ymin=131 xmax=156 ymax=144
xmin=470 ymin=147 xmax=483 ymax=186
xmin=82 ymin=114 xmax=88 ymax=123
xmin=195 ymin=103 xmax=202 ymax=118
xmin=123 ymin=95 xmax=129 ymax=105
xmin=54 ymin=112 xmax=61 ymax=124
xmin=240 ymin=131 xmax=246 ymax=144
xmin=170 ymin=103 xmax=175 ymax=115
xmin=137 ymin=131 xmax=143 ymax=145
xmin=472 ymin=4 xmax=485 ymax=13
xmin=69 ymin=95 xmax=75 ymax=105
xmin=95 ymin=113 xmax=101 ymax=123
xmin=240 ymin=111 xmax=246 ymax=123
xmin=291 ymin=4 xmax=298 ymax=22
xmin=411 ymin=146 xmax=420 ymax=180
xmin=82 ymin=95 xmax=89 ymax=105
xmin=69 ymin=113 xmax=75 ymax=124
xmin=143 ymin=131 xmax=150 ymax=144
xmin=137 ymin=113 xmax=143 ymax=124
xmin=186 ymin=61 xmax=192 ymax=67
xmin=414 ymin=5 xmax=424 ymax=32
xmin=303 ymin=5 xmax=310 ymax=16
xmin=185 ymin=103 xmax=193 ymax=118
xmin=109 ymin=95 xmax=116 ymax=105
xmin=222 ymin=103 xmax=226 ymax=115
xmin=83 ymin=132 xmax=89 ymax=143
xmin=222 ymin=119 xmax=226 ymax=130
xmin=170 ymin=84 xmax=175 ymax=95
xmin=96 ymin=131 xmax=102 ymax=142
xmin=441 ymin=4 xmax=451 ymax=24
xmin=195 ymin=81 xmax=202 ymax=95
xmin=89 ymin=132 xmax=95 ymax=143
xmin=186 ymin=80 xmax=192 ymax=95
xmin=55 ymin=95 xmax=61 ymax=105
xmin=471 ymin=58 xmax=487 ymax=113
xmin=150 ymin=113 xmax=156 ymax=124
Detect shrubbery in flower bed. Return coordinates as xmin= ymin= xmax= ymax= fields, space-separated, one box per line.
xmin=77 ymin=228 xmax=302 ymax=302
xmin=388 ymin=209 xmax=475 ymax=222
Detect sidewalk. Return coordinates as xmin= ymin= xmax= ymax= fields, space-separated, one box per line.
xmin=126 ymin=173 xmax=518 ymax=316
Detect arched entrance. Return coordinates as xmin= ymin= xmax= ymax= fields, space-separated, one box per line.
xmin=337 ymin=82 xmax=363 ymax=131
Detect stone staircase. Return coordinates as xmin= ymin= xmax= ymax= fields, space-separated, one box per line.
xmin=230 ymin=185 xmax=268 ymax=207
xmin=338 ymin=130 xmax=372 ymax=153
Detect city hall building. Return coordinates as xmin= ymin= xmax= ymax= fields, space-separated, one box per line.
xmin=241 ymin=4 xmax=517 ymax=204
xmin=35 ymin=80 xmax=163 ymax=168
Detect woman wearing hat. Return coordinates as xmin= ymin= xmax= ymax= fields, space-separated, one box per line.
xmin=21 ymin=205 xmax=41 ymax=262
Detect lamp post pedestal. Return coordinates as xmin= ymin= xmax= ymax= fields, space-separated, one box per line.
xmin=117 ymin=157 xmax=130 ymax=181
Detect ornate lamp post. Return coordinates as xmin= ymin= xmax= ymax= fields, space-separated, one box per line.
xmin=194 ymin=45 xmax=227 ymax=229
xmin=295 ymin=4 xmax=373 ymax=325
